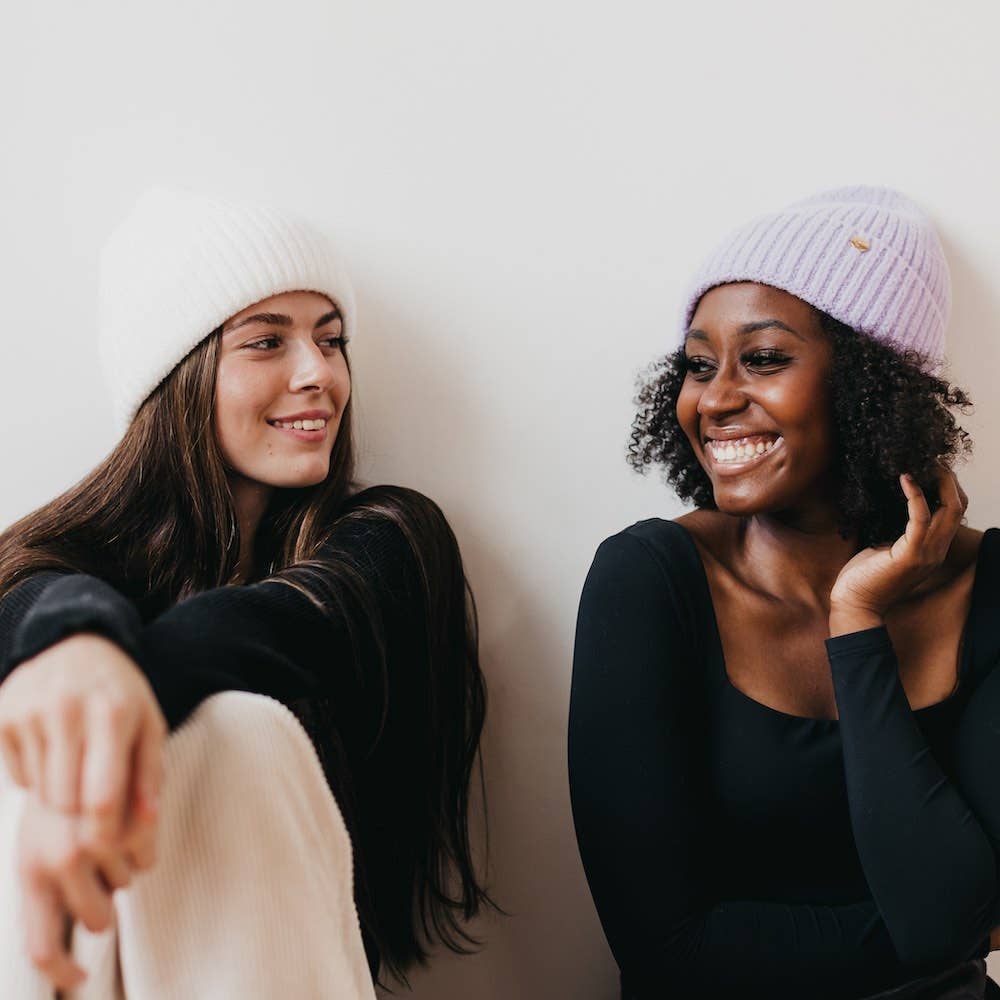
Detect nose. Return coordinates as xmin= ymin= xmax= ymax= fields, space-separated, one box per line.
xmin=696 ymin=363 xmax=749 ymax=419
xmin=288 ymin=340 xmax=336 ymax=394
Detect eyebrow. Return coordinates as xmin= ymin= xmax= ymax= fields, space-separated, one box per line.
xmin=224 ymin=308 xmax=341 ymax=335
xmin=684 ymin=319 xmax=806 ymax=344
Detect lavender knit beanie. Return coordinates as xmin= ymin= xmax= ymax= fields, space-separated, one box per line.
xmin=679 ymin=186 xmax=951 ymax=366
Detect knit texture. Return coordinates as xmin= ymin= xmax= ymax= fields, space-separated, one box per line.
xmin=0 ymin=692 xmax=376 ymax=999
xmin=99 ymin=186 xmax=356 ymax=431
xmin=679 ymin=186 xmax=951 ymax=366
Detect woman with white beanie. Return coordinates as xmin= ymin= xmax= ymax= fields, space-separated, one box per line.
xmin=0 ymin=187 xmax=492 ymax=997
xmin=570 ymin=187 xmax=1000 ymax=998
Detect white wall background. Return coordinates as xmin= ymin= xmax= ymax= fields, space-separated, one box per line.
xmin=3 ymin=2 xmax=1000 ymax=996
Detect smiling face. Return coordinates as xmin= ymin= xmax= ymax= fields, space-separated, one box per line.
xmin=214 ymin=290 xmax=351 ymax=498
xmin=676 ymin=282 xmax=839 ymax=523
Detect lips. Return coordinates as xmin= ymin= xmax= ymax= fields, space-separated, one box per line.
xmin=704 ymin=434 xmax=784 ymax=473
xmin=267 ymin=420 xmax=329 ymax=444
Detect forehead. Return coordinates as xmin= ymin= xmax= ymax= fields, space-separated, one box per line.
xmin=222 ymin=290 xmax=337 ymax=332
xmin=689 ymin=282 xmax=822 ymax=339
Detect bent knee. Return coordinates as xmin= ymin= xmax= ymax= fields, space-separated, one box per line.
xmin=164 ymin=692 xmax=353 ymax=859
xmin=179 ymin=691 xmax=318 ymax=771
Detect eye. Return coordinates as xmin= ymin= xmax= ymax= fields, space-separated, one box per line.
xmin=244 ymin=335 xmax=281 ymax=351
xmin=683 ymin=355 xmax=716 ymax=381
xmin=319 ymin=335 xmax=347 ymax=351
xmin=743 ymin=349 xmax=790 ymax=370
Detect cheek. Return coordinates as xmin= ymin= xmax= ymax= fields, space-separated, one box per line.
xmin=333 ymin=357 xmax=351 ymax=404
xmin=675 ymin=382 xmax=701 ymax=444
xmin=213 ymin=364 xmax=274 ymax=461
xmin=215 ymin=363 xmax=271 ymax=424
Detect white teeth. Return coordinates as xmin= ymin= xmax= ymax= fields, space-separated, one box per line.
xmin=707 ymin=436 xmax=780 ymax=464
xmin=270 ymin=418 xmax=327 ymax=431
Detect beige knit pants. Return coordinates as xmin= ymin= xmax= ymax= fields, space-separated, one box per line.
xmin=0 ymin=691 xmax=377 ymax=1000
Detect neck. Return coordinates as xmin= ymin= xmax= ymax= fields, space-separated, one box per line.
xmin=228 ymin=477 xmax=273 ymax=583
xmin=737 ymin=508 xmax=860 ymax=612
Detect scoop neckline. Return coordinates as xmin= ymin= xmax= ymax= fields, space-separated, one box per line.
xmin=670 ymin=521 xmax=997 ymax=727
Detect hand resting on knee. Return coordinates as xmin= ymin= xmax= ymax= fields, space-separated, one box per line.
xmin=0 ymin=633 xmax=165 ymax=989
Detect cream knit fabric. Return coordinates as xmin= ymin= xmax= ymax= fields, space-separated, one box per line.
xmin=99 ymin=187 xmax=356 ymax=432
xmin=0 ymin=692 xmax=376 ymax=999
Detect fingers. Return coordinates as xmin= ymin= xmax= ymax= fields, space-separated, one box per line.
xmin=22 ymin=874 xmax=86 ymax=992
xmin=0 ymin=727 xmax=28 ymax=787
xmin=133 ymin=713 xmax=164 ymax=827
xmin=58 ymin=857 xmax=114 ymax=933
xmin=80 ymin=703 xmax=134 ymax=848
xmin=20 ymin=718 xmax=45 ymax=791
xmin=93 ymin=844 xmax=134 ymax=892
xmin=924 ymin=463 xmax=966 ymax=552
xmin=44 ymin=704 xmax=84 ymax=813
xmin=120 ymin=722 xmax=163 ymax=871
xmin=898 ymin=473 xmax=932 ymax=551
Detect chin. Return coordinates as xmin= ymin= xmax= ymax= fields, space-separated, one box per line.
xmin=710 ymin=485 xmax=775 ymax=518
xmin=288 ymin=469 xmax=331 ymax=489
xmin=263 ymin=462 xmax=332 ymax=490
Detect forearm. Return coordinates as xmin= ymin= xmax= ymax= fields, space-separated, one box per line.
xmin=827 ymin=623 xmax=995 ymax=964
xmin=580 ymin=857 xmax=905 ymax=998
xmin=657 ymin=896 xmax=899 ymax=998
xmin=573 ymin=768 xmax=905 ymax=997
xmin=952 ymin=662 xmax=1000 ymax=929
xmin=0 ymin=574 xmax=143 ymax=684
xmin=136 ymin=581 xmax=355 ymax=730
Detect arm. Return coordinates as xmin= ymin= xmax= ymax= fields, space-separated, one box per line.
xmin=825 ymin=471 xmax=997 ymax=965
xmin=0 ymin=581 xmax=163 ymax=994
xmin=569 ymin=533 xmax=904 ymax=1000
xmin=0 ymin=572 xmax=143 ymax=684
xmin=826 ymin=627 xmax=996 ymax=966
xmin=0 ymin=576 xmax=164 ymax=832
xmin=135 ymin=514 xmax=414 ymax=739
xmin=953 ymin=657 xmax=1000 ymax=930
xmin=2 ymin=513 xmax=415 ymax=737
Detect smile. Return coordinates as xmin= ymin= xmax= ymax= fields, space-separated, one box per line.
xmin=267 ymin=420 xmax=328 ymax=443
xmin=705 ymin=434 xmax=784 ymax=474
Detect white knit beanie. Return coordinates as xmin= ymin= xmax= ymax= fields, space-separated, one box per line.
xmin=99 ymin=186 xmax=356 ymax=431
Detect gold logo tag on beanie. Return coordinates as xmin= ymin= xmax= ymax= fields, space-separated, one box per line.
xmin=849 ymin=235 xmax=871 ymax=252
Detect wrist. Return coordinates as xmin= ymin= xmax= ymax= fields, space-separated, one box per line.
xmin=829 ymin=605 xmax=885 ymax=637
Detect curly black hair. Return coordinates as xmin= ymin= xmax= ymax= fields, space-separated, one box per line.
xmin=627 ymin=312 xmax=973 ymax=547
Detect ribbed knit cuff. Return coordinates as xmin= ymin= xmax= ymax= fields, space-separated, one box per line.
xmin=4 ymin=575 xmax=143 ymax=674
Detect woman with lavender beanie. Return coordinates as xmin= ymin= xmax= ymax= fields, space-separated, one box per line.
xmin=570 ymin=186 xmax=1000 ymax=998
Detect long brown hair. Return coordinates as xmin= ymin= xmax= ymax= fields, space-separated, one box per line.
xmin=0 ymin=328 xmax=493 ymax=978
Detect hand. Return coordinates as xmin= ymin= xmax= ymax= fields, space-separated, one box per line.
xmin=18 ymin=791 xmax=150 ymax=991
xmin=830 ymin=466 xmax=967 ymax=629
xmin=0 ymin=634 xmax=166 ymax=855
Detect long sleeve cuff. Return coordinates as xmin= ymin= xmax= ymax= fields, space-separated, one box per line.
xmin=825 ymin=624 xmax=892 ymax=662
xmin=2 ymin=574 xmax=143 ymax=677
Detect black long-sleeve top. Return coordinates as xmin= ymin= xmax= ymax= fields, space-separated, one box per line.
xmin=569 ymin=519 xmax=1000 ymax=999
xmin=0 ymin=500 xmax=432 ymax=979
